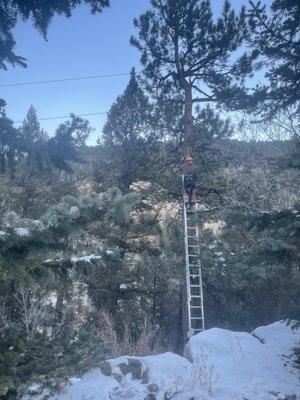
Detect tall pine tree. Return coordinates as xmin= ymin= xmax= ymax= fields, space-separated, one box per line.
xmin=131 ymin=0 xmax=253 ymax=153
xmin=99 ymin=69 xmax=158 ymax=190
xmin=18 ymin=105 xmax=47 ymax=144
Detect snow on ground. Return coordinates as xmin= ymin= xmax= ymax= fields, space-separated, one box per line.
xmin=15 ymin=227 xmax=30 ymax=236
xmin=184 ymin=321 xmax=299 ymax=399
xmin=46 ymin=369 xmax=117 ymax=400
xmin=70 ymin=254 xmax=102 ymax=263
xmin=40 ymin=321 xmax=299 ymax=400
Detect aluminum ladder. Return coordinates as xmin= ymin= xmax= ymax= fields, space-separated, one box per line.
xmin=182 ymin=175 xmax=205 ymax=337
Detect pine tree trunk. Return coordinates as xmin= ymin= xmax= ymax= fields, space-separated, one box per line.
xmin=180 ymin=277 xmax=188 ymax=350
xmin=183 ymin=81 xmax=193 ymax=155
xmin=174 ymin=33 xmax=193 ymax=155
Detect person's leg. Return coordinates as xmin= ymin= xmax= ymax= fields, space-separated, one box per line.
xmin=187 ymin=180 xmax=194 ymax=202
xmin=191 ymin=186 xmax=196 ymax=204
xmin=184 ymin=178 xmax=191 ymax=202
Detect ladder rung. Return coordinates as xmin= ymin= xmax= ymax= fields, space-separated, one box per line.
xmin=184 ymin=198 xmax=205 ymax=335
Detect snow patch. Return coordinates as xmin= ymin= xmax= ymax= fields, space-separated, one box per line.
xmin=184 ymin=322 xmax=300 ymax=399
xmin=70 ymin=255 xmax=102 ymax=263
xmin=68 ymin=206 xmax=80 ymax=218
xmin=15 ymin=227 xmax=30 ymax=237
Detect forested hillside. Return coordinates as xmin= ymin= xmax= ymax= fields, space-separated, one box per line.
xmin=0 ymin=0 xmax=299 ymax=398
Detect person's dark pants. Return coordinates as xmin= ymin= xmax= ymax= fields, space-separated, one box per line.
xmin=184 ymin=177 xmax=196 ymax=204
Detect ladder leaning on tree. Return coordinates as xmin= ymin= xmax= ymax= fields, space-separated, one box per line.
xmin=182 ymin=175 xmax=205 ymax=338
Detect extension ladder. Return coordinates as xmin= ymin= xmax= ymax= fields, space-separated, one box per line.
xmin=182 ymin=176 xmax=205 ymax=337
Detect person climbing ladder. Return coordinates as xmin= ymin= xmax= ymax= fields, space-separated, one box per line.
xmin=179 ymin=154 xmax=197 ymax=209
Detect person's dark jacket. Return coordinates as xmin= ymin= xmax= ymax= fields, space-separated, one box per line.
xmin=179 ymin=163 xmax=197 ymax=180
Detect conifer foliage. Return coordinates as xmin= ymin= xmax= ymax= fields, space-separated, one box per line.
xmin=131 ymin=0 xmax=253 ymax=151
xmin=99 ymin=69 xmax=158 ymax=190
xmin=249 ymin=0 xmax=300 ymax=116
xmin=0 ymin=0 xmax=109 ymax=69
xmin=0 ymin=188 xmax=143 ymax=394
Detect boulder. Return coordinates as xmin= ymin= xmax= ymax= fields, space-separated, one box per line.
xmin=99 ymin=360 xmax=112 ymax=376
xmin=103 ymin=356 xmax=149 ymax=384
xmin=119 ymin=358 xmax=143 ymax=380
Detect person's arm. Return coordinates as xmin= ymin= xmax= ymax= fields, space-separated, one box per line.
xmin=179 ymin=163 xmax=186 ymax=174
xmin=193 ymin=165 xmax=197 ymax=180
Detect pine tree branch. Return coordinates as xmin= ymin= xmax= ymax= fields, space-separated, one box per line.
xmin=193 ymin=97 xmax=218 ymax=103
xmin=249 ymin=1 xmax=298 ymax=46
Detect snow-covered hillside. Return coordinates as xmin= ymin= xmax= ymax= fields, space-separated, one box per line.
xmin=36 ymin=321 xmax=299 ymax=400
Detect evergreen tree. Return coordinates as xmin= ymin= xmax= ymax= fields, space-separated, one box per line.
xmin=191 ymin=138 xmax=300 ymax=330
xmin=0 ymin=0 xmax=109 ymax=70
xmin=47 ymin=114 xmax=92 ymax=172
xmin=0 ymin=100 xmax=19 ymax=175
xmin=18 ymin=105 xmax=47 ymax=144
xmin=0 ymin=185 xmax=185 ymax=395
xmin=98 ymin=69 xmax=158 ymax=190
xmin=17 ymin=106 xmax=48 ymax=173
xmin=131 ymin=0 xmax=253 ymax=153
xmin=217 ymin=205 xmax=300 ymax=329
xmin=249 ymin=0 xmax=300 ymax=117
xmin=0 ymin=188 xmax=142 ymax=396
xmin=0 ymin=108 xmax=94 ymax=217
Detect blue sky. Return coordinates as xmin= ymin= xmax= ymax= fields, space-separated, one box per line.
xmin=1 ymin=0 xmax=251 ymax=145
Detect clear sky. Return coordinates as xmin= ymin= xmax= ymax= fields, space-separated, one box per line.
xmin=1 ymin=0 xmax=251 ymax=145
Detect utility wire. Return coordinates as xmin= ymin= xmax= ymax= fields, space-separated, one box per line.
xmin=13 ymin=103 xmax=184 ymax=124
xmin=0 ymin=72 xmax=130 ymax=88
xmin=14 ymin=111 xmax=108 ymax=124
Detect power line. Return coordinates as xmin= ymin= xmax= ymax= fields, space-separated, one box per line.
xmin=14 ymin=111 xmax=108 ymax=124
xmin=0 ymin=72 xmax=130 ymax=88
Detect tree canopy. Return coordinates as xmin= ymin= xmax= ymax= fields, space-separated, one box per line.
xmin=0 ymin=0 xmax=109 ymax=69
xmin=249 ymin=0 xmax=300 ymax=117
xmin=131 ymin=0 xmax=253 ymax=152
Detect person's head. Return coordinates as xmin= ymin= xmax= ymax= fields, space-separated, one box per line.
xmin=183 ymin=155 xmax=193 ymax=164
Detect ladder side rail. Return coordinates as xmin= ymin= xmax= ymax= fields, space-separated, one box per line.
xmin=182 ymin=175 xmax=192 ymax=333
xmin=196 ymin=226 xmax=205 ymax=330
